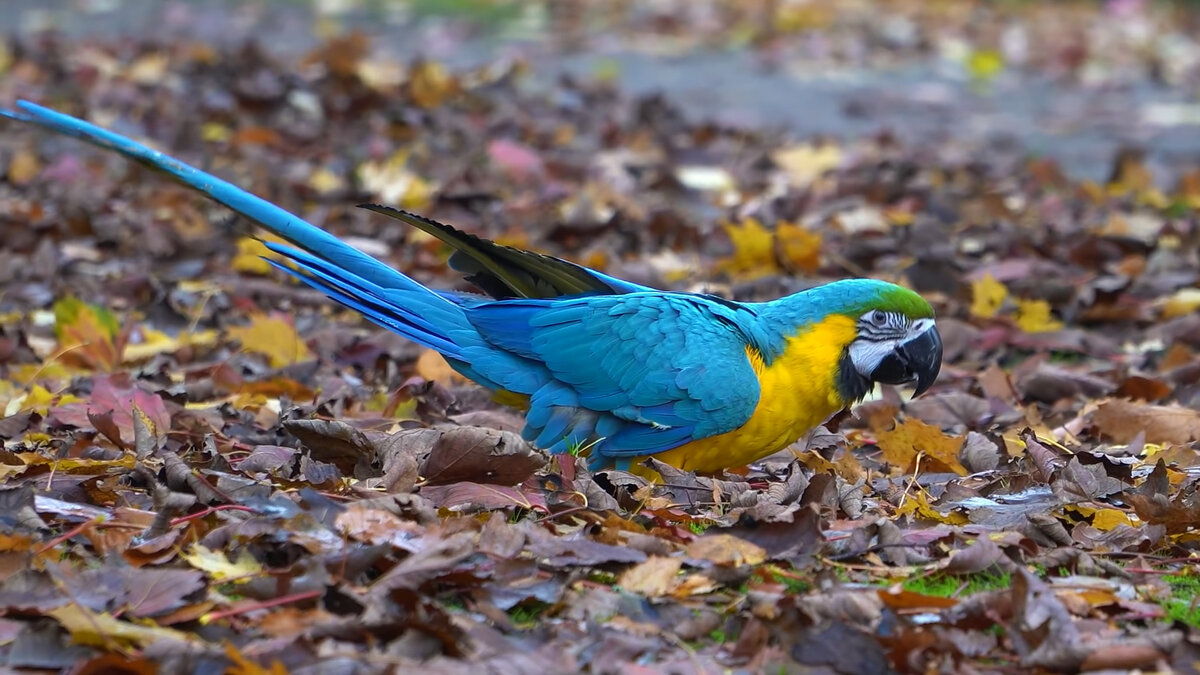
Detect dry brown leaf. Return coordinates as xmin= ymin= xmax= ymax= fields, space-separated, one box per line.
xmin=1091 ymin=399 xmax=1200 ymax=444
xmin=685 ymin=533 xmax=767 ymax=567
xmin=617 ymin=556 xmax=682 ymax=597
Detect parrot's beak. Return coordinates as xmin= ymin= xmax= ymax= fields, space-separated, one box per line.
xmin=870 ymin=324 xmax=942 ymax=396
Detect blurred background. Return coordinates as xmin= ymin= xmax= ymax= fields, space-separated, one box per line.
xmin=7 ymin=0 xmax=1200 ymax=183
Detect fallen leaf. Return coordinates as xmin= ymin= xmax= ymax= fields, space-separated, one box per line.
xmin=53 ymin=296 xmax=122 ymax=371
xmin=228 ymin=314 xmax=311 ymax=368
xmin=1091 ymin=399 xmax=1200 ymax=444
xmin=408 ymin=59 xmax=457 ymax=108
xmin=776 ymin=221 xmax=822 ymax=274
xmin=772 ymin=142 xmax=842 ymax=188
xmin=969 ymin=275 xmax=1008 ymax=319
xmin=719 ymin=217 xmax=778 ymax=279
xmin=685 ymin=533 xmax=766 ymax=567
xmin=415 ymin=349 xmax=466 ymax=385
xmin=875 ymin=418 xmax=967 ymax=476
xmin=1015 ymin=299 xmax=1064 ymax=333
xmin=420 ymin=426 xmax=546 ymax=486
xmin=1160 ymin=287 xmax=1200 ymax=319
xmin=180 ymin=545 xmax=263 ymax=582
xmin=617 ymin=556 xmax=682 ymax=597
xmin=7 ymin=148 xmax=41 ymax=185
xmin=48 ymin=604 xmax=197 ymax=649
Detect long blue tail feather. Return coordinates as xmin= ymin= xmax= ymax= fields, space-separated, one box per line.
xmin=3 ymin=101 xmax=413 ymax=294
xmin=3 ymin=100 xmax=476 ymax=366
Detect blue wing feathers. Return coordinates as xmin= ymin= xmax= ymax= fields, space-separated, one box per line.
xmin=4 ymin=100 xmax=770 ymax=467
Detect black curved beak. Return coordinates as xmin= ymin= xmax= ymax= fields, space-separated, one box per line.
xmin=870 ymin=325 xmax=942 ymax=396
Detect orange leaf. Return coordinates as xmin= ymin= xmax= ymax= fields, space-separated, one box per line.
xmin=776 ymin=221 xmax=822 ymax=274
xmin=415 ymin=349 xmax=465 ymax=385
xmin=53 ymin=296 xmax=123 ymax=371
xmin=875 ymin=418 xmax=967 ymax=476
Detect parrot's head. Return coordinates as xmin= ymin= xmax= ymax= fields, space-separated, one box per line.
xmin=750 ymin=279 xmax=943 ymax=403
xmin=836 ymin=280 xmax=942 ymax=400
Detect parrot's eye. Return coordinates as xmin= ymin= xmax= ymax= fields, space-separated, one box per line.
xmin=870 ymin=310 xmax=888 ymax=326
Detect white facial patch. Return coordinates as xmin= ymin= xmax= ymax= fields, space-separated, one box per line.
xmin=849 ymin=315 xmax=936 ymax=377
xmin=849 ymin=336 xmax=901 ymax=377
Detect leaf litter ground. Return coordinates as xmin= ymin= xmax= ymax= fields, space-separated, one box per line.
xmin=3 ymin=1 xmax=1200 ymax=673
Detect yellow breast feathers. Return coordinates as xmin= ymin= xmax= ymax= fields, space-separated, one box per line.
xmin=652 ymin=314 xmax=859 ymax=473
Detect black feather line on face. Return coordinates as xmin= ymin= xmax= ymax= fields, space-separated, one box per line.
xmin=836 ymin=348 xmax=872 ymax=403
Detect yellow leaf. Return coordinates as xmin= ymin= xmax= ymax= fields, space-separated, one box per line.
xmin=409 ymin=60 xmax=456 ymax=109
xmin=7 ymin=148 xmax=41 ymax=185
xmin=122 ymin=327 xmax=218 ymax=363
xmin=126 ymin=51 xmax=169 ymax=85
xmin=875 ymin=418 xmax=967 ymax=476
xmin=967 ymin=49 xmax=1004 ymax=83
xmin=776 ymin=221 xmax=822 ymax=275
xmin=1092 ymin=508 xmax=1134 ymax=531
xmin=415 ymin=349 xmax=465 ymax=385
xmin=308 ymin=166 xmax=345 ymax=196
xmin=1015 ymin=299 xmax=1064 ymax=333
xmin=8 ymin=362 xmax=77 ymax=387
xmin=719 ymin=217 xmax=779 ymax=279
xmin=969 ymin=274 xmax=1008 ymax=319
xmin=201 ymin=122 xmax=231 ymax=143
xmin=228 ymin=315 xmax=310 ymax=368
xmin=225 ymin=643 xmax=289 ymax=675
xmin=232 ymin=236 xmax=287 ymax=276
xmin=1161 ymin=288 xmax=1200 ymax=319
xmin=894 ymin=491 xmax=968 ymax=525
xmin=772 ymin=142 xmax=842 ymax=189
xmin=181 ymin=544 xmax=264 ymax=582
xmin=15 ymin=385 xmax=80 ymax=415
xmin=357 ymin=150 xmax=435 ymax=209
xmin=49 ymin=604 xmax=197 ymax=649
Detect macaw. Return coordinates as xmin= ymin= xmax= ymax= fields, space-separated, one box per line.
xmin=3 ymin=101 xmax=942 ymax=473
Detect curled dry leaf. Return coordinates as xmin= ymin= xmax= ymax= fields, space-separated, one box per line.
xmin=419 ymin=426 xmax=546 ymax=486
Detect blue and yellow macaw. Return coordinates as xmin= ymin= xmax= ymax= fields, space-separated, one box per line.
xmin=3 ymin=101 xmax=942 ymax=473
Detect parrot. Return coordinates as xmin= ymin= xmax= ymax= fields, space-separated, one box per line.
xmin=2 ymin=101 xmax=942 ymax=474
